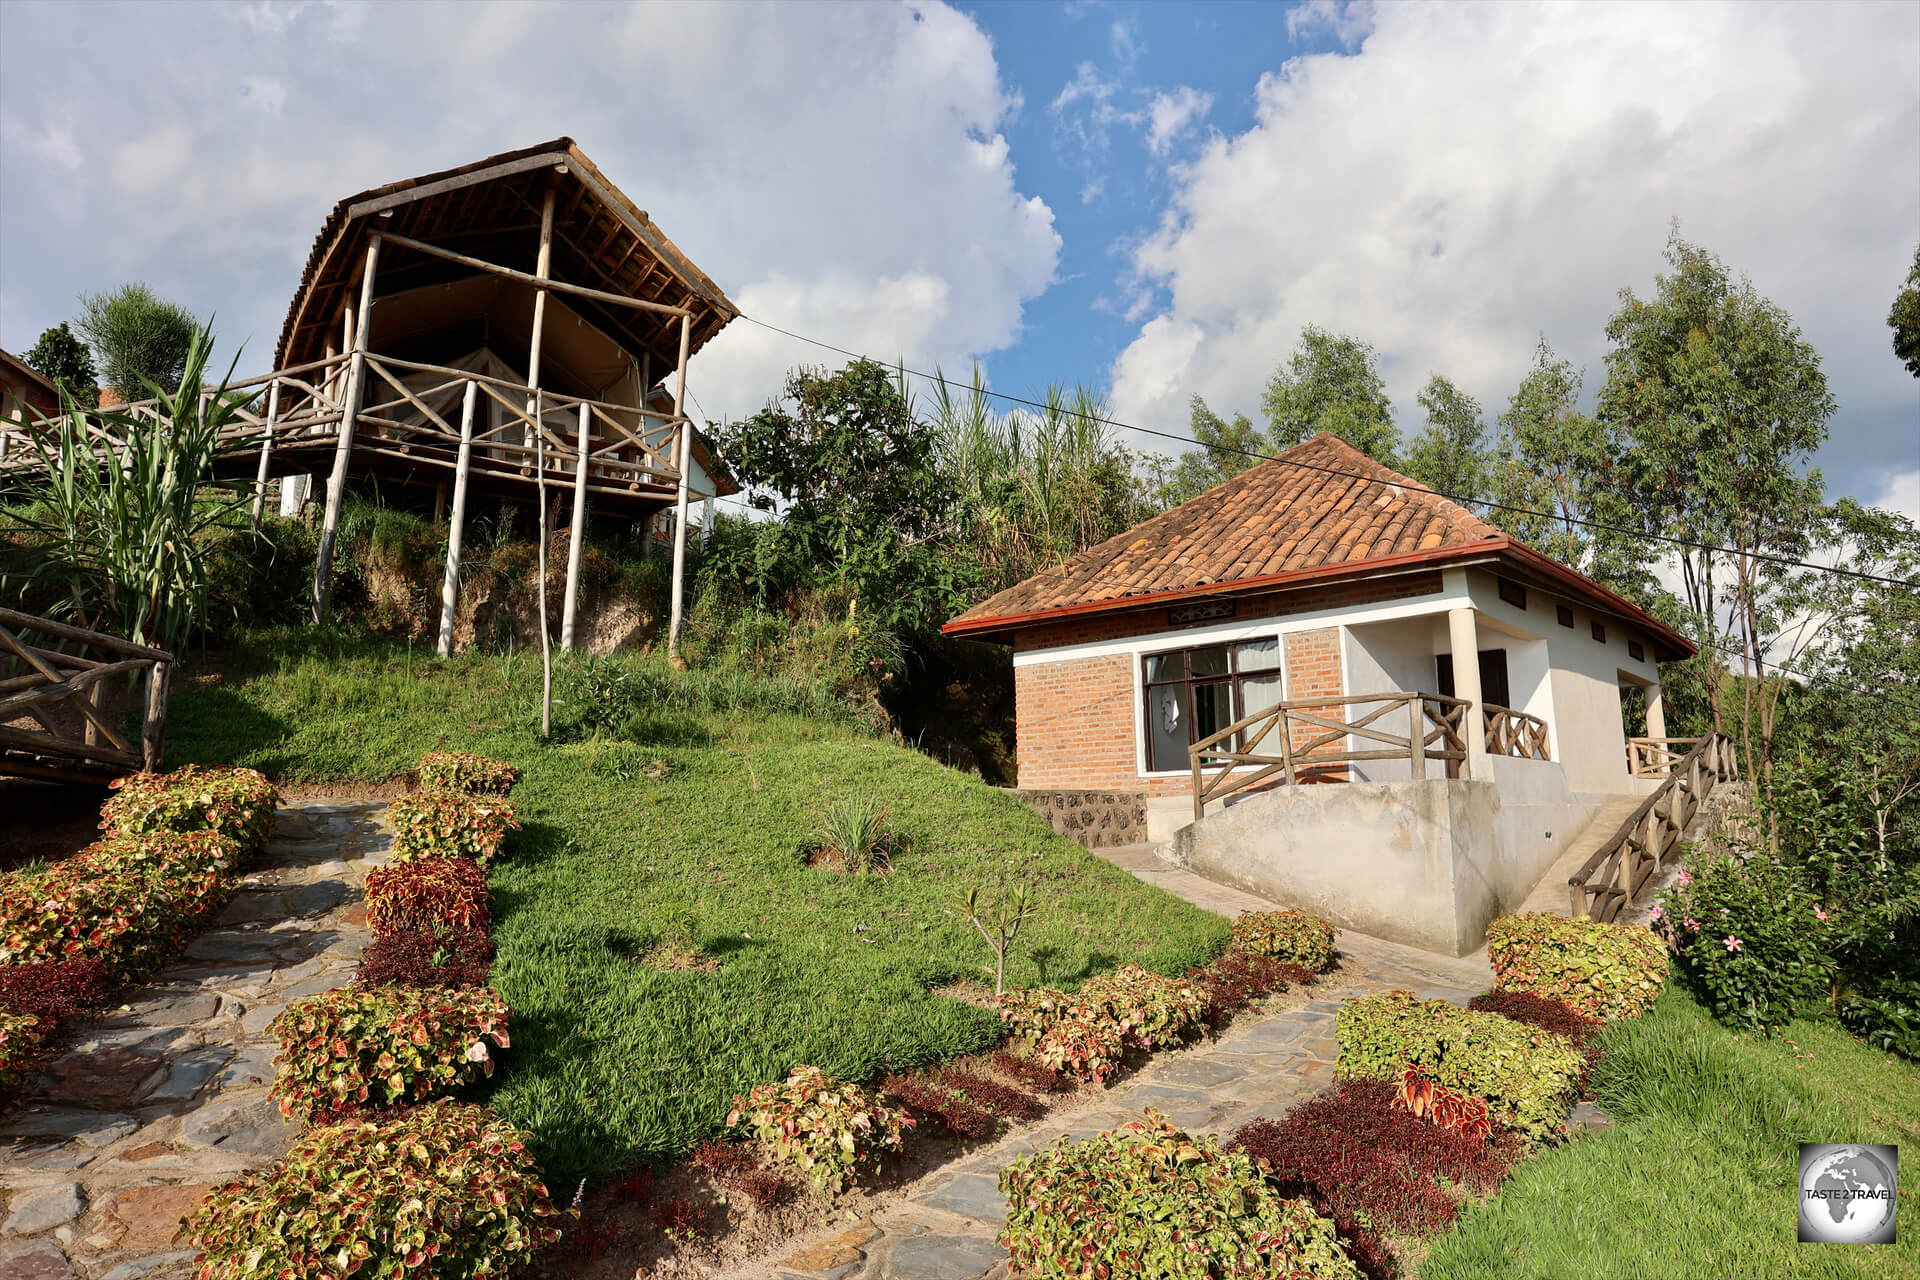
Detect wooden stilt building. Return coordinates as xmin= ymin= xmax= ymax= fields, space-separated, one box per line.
xmin=2 ymin=138 xmax=741 ymax=657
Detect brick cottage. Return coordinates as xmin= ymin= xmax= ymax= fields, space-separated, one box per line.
xmin=945 ymin=433 xmax=1710 ymax=954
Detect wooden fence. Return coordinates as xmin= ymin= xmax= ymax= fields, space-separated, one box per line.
xmin=1189 ymin=692 xmax=1471 ymax=820
xmin=1627 ymin=736 xmax=1702 ymax=779
xmin=1568 ymin=731 xmax=1738 ymax=921
xmin=0 ymin=608 xmax=172 ymax=784
xmin=1485 ymin=705 xmax=1550 ymax=761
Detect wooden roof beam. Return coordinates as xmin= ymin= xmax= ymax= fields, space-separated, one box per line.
xmin=379 ymin=232 xmax=692 ymax=318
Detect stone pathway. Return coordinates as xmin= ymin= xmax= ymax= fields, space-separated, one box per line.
xmin=0 ymin=801 xmax=388 ymax=1280
xmin=744 ymin=846 xmax=1493 ymax=1280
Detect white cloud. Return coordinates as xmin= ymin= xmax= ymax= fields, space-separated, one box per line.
xmin=1873 ymin=468 xmax=1920 ymax=525
xmin=1285 ymin=0 xmax=1376 ymax=48
xmin=1108 ymin=2 xmax=1920 ymax=502
xmin=0 ymin=1 xmax=1058 ymax=422
xmin=1110 ymin=17 xmax=1144 ymax=74
xmin=1144 ymin=87 xmax=1213 ymax=158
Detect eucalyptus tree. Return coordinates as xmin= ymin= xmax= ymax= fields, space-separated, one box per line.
xmin=1154 ymin=396 xmax=1264 ymax=507
xmin=1598 ymin=231 xmax=1838 ymax=780
xmin=1890 ymin=244 xmax=1920 ymax=378
xmin=1261 ymin=325 xmax=1399 ymax=462
xmin=1404 ymin=375 xmax=1491 ymax=507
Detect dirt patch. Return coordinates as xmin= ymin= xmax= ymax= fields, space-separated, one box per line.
xmin=644 ymin=946 xmax=722 ymax=974
xmin=0 ymin=778 xmax=110 ymax=871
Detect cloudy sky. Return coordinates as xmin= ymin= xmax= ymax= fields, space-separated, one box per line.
xmin=1 ymin=0 xmax=1915 ymax=513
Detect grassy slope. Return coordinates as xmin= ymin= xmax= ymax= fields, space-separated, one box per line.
xmin=167 ymin=629 xmax=1227 ymax=1185
xmin=1423 ymin=985 xmax=1920 ymax=1279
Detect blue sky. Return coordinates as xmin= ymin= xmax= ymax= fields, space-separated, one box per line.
xmin=1 ymin=0 xmax=1915 ymax=514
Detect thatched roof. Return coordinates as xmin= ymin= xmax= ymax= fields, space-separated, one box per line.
xmin=275 ymin=139 xmax=737 ymax=378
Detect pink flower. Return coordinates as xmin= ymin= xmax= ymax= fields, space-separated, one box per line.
xmin=1814 ymin=907 xmax=1829 ymax=921
xmin=1684 ymin=917 xmax=1700 ymax=932
xmin=1676 ymin=871 xmax=1692 ymax=886
xmin=465 ymin=1041 xmax=490 ymax=1062
xmin=1719 ymin=908 xmax=1730 ymax=916
xmin=1648 ymin=905 xmax=1664 ymax=921
xmin=1724 ymin=936 xmax=1742 ymax=953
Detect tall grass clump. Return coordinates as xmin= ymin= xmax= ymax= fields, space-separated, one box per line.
xmin=2 ymin=322 xmax=256 ymax=652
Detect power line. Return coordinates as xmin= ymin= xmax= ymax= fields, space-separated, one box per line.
xmin=729 ymin=312 xmax=1917 ymax=591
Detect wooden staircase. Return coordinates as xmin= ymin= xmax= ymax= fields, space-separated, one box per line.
xmin=0 ymin=608 xmax=172 ymax=784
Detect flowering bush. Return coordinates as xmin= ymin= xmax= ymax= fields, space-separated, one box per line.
xmin=1034 ymin=1006 xmax=1126 ymax=1083
xmin=1228 ymin=1081 xmax=1524 ymax=1277
xmin=1484 ymin=912 xmax=1669 ymax=1021
xmin=181 ymin=1100 xmax=564 ymax=1279
xmin=1079 ymin=964 xmax=1208 ymax=1050
xmin=102 ymin=765 xmax=279 ymax=852
xmin=389 ymin=788 xmax=519 ymax=865
xmin=355 ymin=926 xmax=493 ymax=990
xmin=1336 ymin=991 xmax=1582 ymax=1141
xmin=725 ymin=1064 xmax=913 ymax=1191
xmin=268 ymin=984 xmax=511 ymax=1121
xmin=0 ymin=832 xmax=239 ymax=975
xmin=1658 ymin=849 xmax=1829 ymax=1032
xmin=1001 ymin=1112 xmax=1362 ymax=1280
xmin=416 ymin=750 xmax=520 ymax=796
xmin=364 ymin=858 xmax=491 ymax=936
xmin=1230 ymin=909 xmax=1339 ymax=971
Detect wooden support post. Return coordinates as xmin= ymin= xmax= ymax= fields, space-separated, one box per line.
xmin=702 ymin=493 xmax=715 ymax=550
xmin=527 ymin=185 xmax=557 ymax=738
xmin=250 ymin=379 xmax=280 ymax=526
xmin=525 ymin=189 xmax=557 ymax=449
xmin=561 ymin=401 xmax=591 ymax=650
xmin=436 ymin=380 xmax=479 ymax=658
xmin=142 ymin=661 xmax=169 ymax=771
xmin=1408 ymin=694 xmax=1426 ymax=780
xmin=666 ymin=312 xmax=693 ymax=663
xmin=312 ymin=236 xmax=383 ymax=622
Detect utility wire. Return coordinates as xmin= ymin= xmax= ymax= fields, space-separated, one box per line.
xmin=729 ymin=312 xmax=1917 ymax=591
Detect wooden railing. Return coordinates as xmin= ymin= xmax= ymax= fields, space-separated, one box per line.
xmin=1628 ymin=736 xmax=1701 ymax=778
xmin=0 ymin=352 xmax=689 ymax=502
xmin=1189 ymin=692 xmax=1471 ymax=820
xmin=1568 ymin=731 xmax=1738 ymax=921
xmin=1485 ymin=705 xmax=1550 ymax=760
xmin=0 ymin=608 xmax=172 ymax=784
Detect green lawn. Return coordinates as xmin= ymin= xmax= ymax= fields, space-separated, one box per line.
xmin=1422 ymin=984 xmax=1920 ymax=1279
xmin=167 ymin=629 xmax=1227 ymax=1186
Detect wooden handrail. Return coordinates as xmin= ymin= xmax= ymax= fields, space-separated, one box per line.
xmin=1189 ymin=691 xmax=1471 ymax=820
xmin=1627 ymin=736 xmax=1701 ymax=778
xmin=0 ymin=612 xmax=174 ymax=783
xmin=1485 ymin=704 xmax=1551 ymax=761
xmin=1568 ymin=731 xmax=1738 ymax=921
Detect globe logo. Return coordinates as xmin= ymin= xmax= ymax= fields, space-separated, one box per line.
xmin=1798 ymin=1143 xmax=1898 ymax=1244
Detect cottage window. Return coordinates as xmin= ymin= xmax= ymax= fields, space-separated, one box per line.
xmin=1142 ymin=639 xmax=1282 ymax=772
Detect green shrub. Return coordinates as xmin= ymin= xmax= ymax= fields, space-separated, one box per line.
xmin=389 ymin=788 xmax=519 ymax=864
xmin=416 ymin=751 xmax=520 ymax=796
xmin=101 ymin=765 xmax=280 ymax=852
xmin=1229 ymin=909 xmax=1339 ymax=971
xmin=181 ymin=1100 xmax=564 ymax=1279
xmin=1079 ymin=963 xmax=1209 ymax=1050
xmin=1658 ymin=852 xmax=1830 ymax=1033
xmin=268 ymin=984 xmax=511 ymax=1121
xmin=1484 ymin=911 xmax=1669 ymax=1021
xmin=725 ymin=1064 xmax=913 ymax=1192
xmin=1838 ymin=978 xmax=1920 ymax=1060
xmin=1034 ymin=1006 xmax=1126 ymax=1083
xmin=0 ymin=831 xmax=240 ymax=976
xmin=0 ymin=1009 xmax=43 ymax=1091
xmin=999 ymin=1112 xmax=1362 ymax=1280
xmin=995 ymin=985 xmax=1074 ymax=1042
xmin=1336 ymin=991 xmax=1583 ymax=1140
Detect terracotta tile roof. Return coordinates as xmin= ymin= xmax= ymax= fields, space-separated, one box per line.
xmin=943 ymin=431 xmax=1695 ymax=658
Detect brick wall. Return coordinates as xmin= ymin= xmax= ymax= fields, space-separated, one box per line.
xmin=1013 ymin=619 xmax=1353 ymax=795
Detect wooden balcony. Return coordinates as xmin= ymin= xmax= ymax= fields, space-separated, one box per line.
xmin=0 ymin=609 xmax=172 ymax=784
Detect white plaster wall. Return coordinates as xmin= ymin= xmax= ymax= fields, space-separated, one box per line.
xmin=1481 ymin=755 xmax=1603 ymax=909
xmin=1342 ymin=621 xmax=1443 ymax=782
xmin=1463 ymin=569 xmax=1662 ymax=795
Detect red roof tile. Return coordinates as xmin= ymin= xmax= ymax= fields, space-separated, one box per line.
xmin=943 ymin=432 xmax=1694 ymax=658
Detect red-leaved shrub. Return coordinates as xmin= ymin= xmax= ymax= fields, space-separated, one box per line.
xmin=1469 ymin=988 xmax=1605 ymax=1091
xmin=389 ymin=788 xmax=519 ymax=865
xmin=355 ymin=926 xmax=493 ymax=990
xmin=691 ymin=1140 xmax=791 ymax=1208
xmin=880 ymin=1072 xmax=996 ymax=1139
xmin=988 ymin=1048 xmax=1072 ymax=1094
xmin=1395 ymin=1065 xmax=1493 ymax=1142
xmin=653 ymin=1197 xmax=706 ymax=1241
xmin=1228 ymin=1080 xmax=1524 ymax=1278
xmin=0 ymin=958 xmax=114 ymax=1029
xmin=365 ymin=858 xmax=491 ymax=935
xmin=932 ymin=1068 xmax=1044 ymax=1121
xmin=1187 ymin=950 xmax=1306 ymax=1026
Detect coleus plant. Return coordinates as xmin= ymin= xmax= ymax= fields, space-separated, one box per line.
xmin=725 ymin=1064 xmax=913 ymax=1192
xmin=101 ymin=764 xmax=280 ymax=853
xmin=267 ymin=984 xmax=511 ymax=1121
xmin=416 ymin=750 xmax=521 ymax=796
xmin=389 ymin=787 xmax=519 ymax=865
xmin=1395 ymin=1063 xmax=1494 ymax=1142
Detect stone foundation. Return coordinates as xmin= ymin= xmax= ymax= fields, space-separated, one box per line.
xmin=1012 ymin=789 xmax=1147 ymax=849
